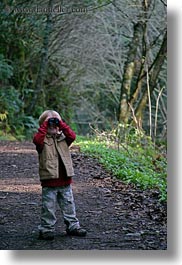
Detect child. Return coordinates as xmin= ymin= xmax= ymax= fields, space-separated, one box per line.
xmin=33 ymin=110 xmax=86 ymax=240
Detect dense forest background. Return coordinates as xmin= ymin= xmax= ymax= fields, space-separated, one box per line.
xmin=0 ymin=0 xmax=167 ymax=143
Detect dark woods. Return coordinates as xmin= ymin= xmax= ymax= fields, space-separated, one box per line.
xmin=0 ymin=0 xmax=167 ymax=142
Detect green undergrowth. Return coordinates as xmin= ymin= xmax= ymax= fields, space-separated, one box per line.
xmin=75 ymin=136 xmax=167 ymax=202
xmin=0 ymin=132 xmax=17 ymax=141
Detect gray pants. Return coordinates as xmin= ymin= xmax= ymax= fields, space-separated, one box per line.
xmin=39 ymin=185 xmax=80 ymax=233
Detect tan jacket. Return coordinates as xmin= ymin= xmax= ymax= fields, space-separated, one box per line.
xmin=39 ymin=133 xmax=74 ymax=180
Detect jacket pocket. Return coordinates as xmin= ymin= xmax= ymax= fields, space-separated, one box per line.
xmin=39 ymin=156 xmax=58 ymax=180
xmin=43 ymin=138 xmax=55 ymax=159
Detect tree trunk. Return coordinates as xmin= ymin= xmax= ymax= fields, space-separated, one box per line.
xmin=135 ymin=31 xmax=167 ymax=122
xmin=118 ymin=22 xmax=143 ymax=123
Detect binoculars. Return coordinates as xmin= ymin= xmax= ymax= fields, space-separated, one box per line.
xmin=48 ymin=117 xmax=60 ymax=126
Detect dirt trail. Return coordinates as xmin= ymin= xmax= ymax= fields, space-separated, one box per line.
xmin=0 ymin=141 xmax=167 ymax=250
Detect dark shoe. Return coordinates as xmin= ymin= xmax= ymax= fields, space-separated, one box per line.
xmin=66 ymin=227 xmax=87 ymax=237
xmin=38 ymin=231 xmax=54 ymax=240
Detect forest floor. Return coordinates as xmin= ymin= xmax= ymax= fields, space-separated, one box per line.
xmin=0 ymin=141 xmax=167 ymax=250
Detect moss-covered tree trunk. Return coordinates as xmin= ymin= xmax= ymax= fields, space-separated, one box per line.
xmin=118 ymin=0 xmax=166 ymax=133
xmin=135 ymin=31 xmax=167 ymax=123
xmin=118 ymin=22 xmax=143 ymax=123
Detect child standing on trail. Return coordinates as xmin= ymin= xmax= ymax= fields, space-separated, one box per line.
xmin=33 ymin=110 xmax=86 ymax=240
